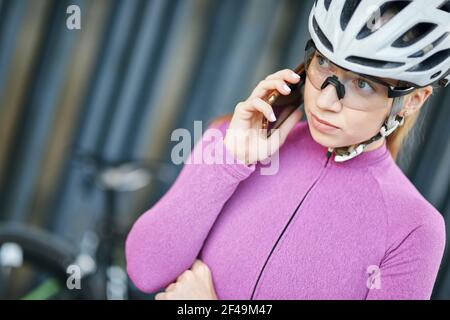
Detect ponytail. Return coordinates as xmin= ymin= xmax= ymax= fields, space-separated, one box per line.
xmin=386 ymin=110 xmax=421 ymax=162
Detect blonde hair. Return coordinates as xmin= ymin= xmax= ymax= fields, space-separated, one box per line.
xmin=386 ymin=110 xmax=421 ymax=161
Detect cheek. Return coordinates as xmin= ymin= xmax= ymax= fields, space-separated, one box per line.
xmin=344 ymin=110 xmax=387 ymax=141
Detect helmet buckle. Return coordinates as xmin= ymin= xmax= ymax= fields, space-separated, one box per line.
xmin=379 ymin=115 xmax=405 ymax=137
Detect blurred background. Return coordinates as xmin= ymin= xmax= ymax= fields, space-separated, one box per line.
xmin=0 ymin=0 xmax=449 ymax=299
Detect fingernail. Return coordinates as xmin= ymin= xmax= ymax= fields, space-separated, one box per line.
xmin=283 ymin=84 xmax=291 ymax=93
xmin=291 ymin=72 xmax=300 ymax=80
xmin=270 ymin=112 xmax=277 ymax=122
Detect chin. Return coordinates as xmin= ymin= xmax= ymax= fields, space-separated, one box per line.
xmin=303 ymin=102 xmax=348 ymax=149
xmin=305 ymin=115 xmax=340 ymax=147
xmin=307 ymin=121 xmax=337 ymax=148
xmin=307 ymin=122 xmax=361 ymax=150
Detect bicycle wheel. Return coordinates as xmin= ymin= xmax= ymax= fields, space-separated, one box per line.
xmin=0 ymin=224 xmax=95 ymax=299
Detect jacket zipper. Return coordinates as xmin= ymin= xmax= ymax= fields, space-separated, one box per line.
xmin=250 ymin=149 xmax=333 ymax=299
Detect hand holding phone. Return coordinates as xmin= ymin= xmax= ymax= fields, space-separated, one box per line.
xmin=262 ymin=63 xmax=306 ymax=138
xmin=223 ymin=68 xmax=304 ymax=166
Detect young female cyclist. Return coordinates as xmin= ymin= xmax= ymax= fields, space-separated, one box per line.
xmin=126 ymin=0 xmax=449 ymax=299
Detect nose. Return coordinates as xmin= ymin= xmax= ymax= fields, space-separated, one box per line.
xmin=316 ymin=83 xmax=343 ymax=112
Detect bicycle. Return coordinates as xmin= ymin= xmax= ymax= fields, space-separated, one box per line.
xmin=0 ymin=153 xmax=177 ymax=300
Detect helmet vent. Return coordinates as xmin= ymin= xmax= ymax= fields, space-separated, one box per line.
xmin=346 ymin=56 xmax=405 ymax=69
xmin=340 ymin=0 xmax=362 ymax=31
xmin=431 ymin=71 xmax=442 ymax=80
xmin=438 ymin=0 xmax=450 ymax=13
xmin=407 ymin=49 xmax=450 ymax=72
xmin=313 ymin=17 xmax=334 ymax=52
xmin=408 ymin=32 xmax=449 ymax=58
xmin=392 ymin=23 xmax=438 ymax=48
xmin=356 ymin=1 xmax=412 ymax=40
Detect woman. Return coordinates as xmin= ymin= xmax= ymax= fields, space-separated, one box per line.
xmin=126 ymin=0 xmax=449 ymax=299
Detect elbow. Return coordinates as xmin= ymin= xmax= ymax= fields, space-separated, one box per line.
xmin=125 ymin=228 xmax=165 ymax=294
xmin=124 ymin=209 xmax=195 ymax=294
xmin=126 ymin=263 xmax=161 ymax=294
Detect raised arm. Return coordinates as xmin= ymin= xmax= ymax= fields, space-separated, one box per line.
xmin=126 ymin=68 xmax=303 ymax=294
xmin=125 ymin=121 xmax=256 ymax=293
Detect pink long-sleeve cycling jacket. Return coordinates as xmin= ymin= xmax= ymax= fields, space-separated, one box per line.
xmin=125 ymin=119 xmax=446 ymax=300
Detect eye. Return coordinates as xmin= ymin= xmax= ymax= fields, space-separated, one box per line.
xmin=316 ymin=54 xmax=330 ymax=68
xmin=356 ymin=78 xmax=375 ymax=92
xmin=316 ymin=53 xmax=330 ymax=68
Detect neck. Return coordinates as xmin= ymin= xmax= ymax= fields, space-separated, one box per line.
xmin=363 ymin=137 xmax=386 ymax=153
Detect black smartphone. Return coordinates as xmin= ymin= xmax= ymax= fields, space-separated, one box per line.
xmin=262 ymin=63 xmax=306 ymax=138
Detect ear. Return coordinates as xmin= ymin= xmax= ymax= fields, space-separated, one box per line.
xmin=401 ymin=86 xmax=433 ymax=117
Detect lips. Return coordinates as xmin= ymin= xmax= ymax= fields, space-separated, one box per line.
xmin=310 ymin=112 xmax=339 ymax=129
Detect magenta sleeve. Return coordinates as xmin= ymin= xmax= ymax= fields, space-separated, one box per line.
xmin=125 ymin=121 xmax=256 ymax=293
xmin=365 ymin=213 xmax=446 ymax=300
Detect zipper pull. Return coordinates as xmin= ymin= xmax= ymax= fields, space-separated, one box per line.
xmin=325 ymin=147 xmax=333 ymax=167
xmin=326 ymin=149 xmax=333 ymax=160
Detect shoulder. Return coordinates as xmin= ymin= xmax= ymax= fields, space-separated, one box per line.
xmin=368 ymin=164 xmax=446 ymax=254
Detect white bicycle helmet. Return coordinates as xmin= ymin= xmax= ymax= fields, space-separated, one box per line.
xmin=308 ymin=0 xmax=450 ymax=162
